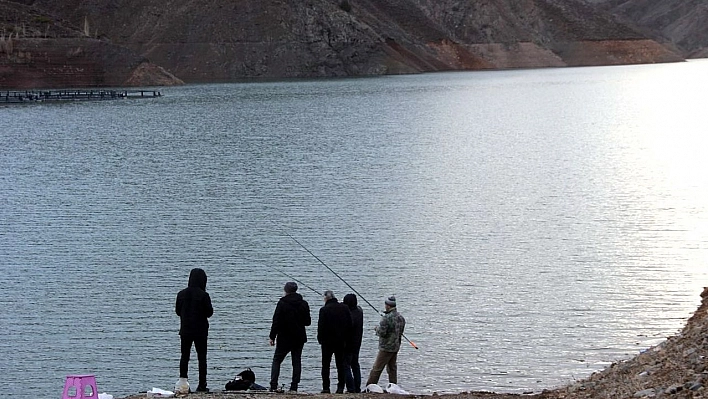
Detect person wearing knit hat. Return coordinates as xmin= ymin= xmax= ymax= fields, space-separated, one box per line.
xmin=365 ymin=295 xmax=406 ymax=387
xmin=268 ymin=282 xmax=311 ymax=393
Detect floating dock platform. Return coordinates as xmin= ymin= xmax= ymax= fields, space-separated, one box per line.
xmin=1 ymin=89 xmax=162 ymax=104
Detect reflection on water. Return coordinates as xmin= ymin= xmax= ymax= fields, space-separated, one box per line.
xmin=1 ymin=60 xmax=708 ymax=399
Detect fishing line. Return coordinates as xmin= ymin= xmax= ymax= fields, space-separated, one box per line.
xmin=266 ymin=263 xmax=323 ymax=296
xmin=271 ymin=222 xmax=419 ymax=350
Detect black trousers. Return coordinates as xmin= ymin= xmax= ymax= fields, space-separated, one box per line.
xmin=180 ymin=335 xmax=208 ymax=388
xmin=321 ymin=345 xmax=346 ymax=392
xmin=343 ymin=349 xmax=361 ymax=393
xmin=270 ymin=341 xmax=304 ymax=391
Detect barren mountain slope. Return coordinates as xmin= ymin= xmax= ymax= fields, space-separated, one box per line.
xmin=19 ymin=0 xmax=457 ymax=81
xmin=17 ymin=0 xmax=682 ymax=83
xmin=0 ymin=0 xmax=182 ymax=89
xmin=411 ymin=0 xmax=682 ymax=68
xmin=595 ymin=0 xmax=708 ymax=57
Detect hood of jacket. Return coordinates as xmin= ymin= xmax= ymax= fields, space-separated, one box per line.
xmin=343 ymin=293 xmax=358 ymax=309
xmin=188 ymin=268 xmax=207 ymax=290
xmin=281 ymin=292 xmax=305 ymax=306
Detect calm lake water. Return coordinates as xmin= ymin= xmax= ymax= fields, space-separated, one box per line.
xmin=2 ymin=60 xmax=708 ymax=399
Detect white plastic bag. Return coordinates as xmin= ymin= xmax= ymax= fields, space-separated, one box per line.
xmin=385 ymin=383 xmax=409 ymax=395
xmin=174 ymin=377 xmax=189 ymax=395
xmin=148 ymin=387 xmax=175 ymax=398
xmin=98 ymin=393 xmax=114 ymax=399
xmin=364 ymin=384 xmax=384 ymax=393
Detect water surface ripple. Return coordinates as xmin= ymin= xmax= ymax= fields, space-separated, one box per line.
xmin=1 ymin=61 xmax=708 ymax=398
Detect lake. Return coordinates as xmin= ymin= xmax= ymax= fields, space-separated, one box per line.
xmin=1 ymin=60 xmax=707 ymax=399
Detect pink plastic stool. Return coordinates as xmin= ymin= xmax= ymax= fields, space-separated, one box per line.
xmin=62 ymin=375 xmax=98 ymax=399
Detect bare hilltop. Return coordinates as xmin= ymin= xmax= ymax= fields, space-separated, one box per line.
xmin=1 ymin=0 xmax=706 ymax=89
xmin=121 ymin=288 xmax=708 ymax=399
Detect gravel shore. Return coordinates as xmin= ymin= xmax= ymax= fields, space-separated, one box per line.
xmin=123 ymin=287 xmax=708 ymax=399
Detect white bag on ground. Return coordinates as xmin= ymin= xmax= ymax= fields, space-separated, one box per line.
xmin=148 ymin=388 xmax=175 ymax=398
xmin=364 ymin=384 xmax=384 ymax=393
xmin=386 ymin=383 xmax=409 ymax=394
xmin=174 ymin=377 xmax=189 ymax=395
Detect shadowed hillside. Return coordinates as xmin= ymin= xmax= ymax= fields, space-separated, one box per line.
xmin=411 ymin=0 xmax=682 ymax=68
xmin=1 ymin=0 xmax=685 ymax=88
xmin=594 ymin=0 xmax=708 ymax=58
xmin=0 ymin=0 xmax=183 ymax=89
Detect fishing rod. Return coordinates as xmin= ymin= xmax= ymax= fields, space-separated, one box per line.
xmin=272 ymin=223 xmax=419 ymax=350
xmin=266 ymin=263 xmax=323 ymax=296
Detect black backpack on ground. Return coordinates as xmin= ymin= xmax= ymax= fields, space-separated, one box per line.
xmin=225 ymin=368 xmax=261 ymax=391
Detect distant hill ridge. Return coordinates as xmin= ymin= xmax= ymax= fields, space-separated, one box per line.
xmin=0 ymin=0 xmax=702 ymax=89
xmin=595 ymin=0 xmax=708 ymax=58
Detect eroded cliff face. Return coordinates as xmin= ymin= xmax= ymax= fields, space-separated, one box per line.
xmin=0 ymin=37 xmax=183 ymax=89
xmin=1 ymin=0 xmax=686 ymax=88
xmin=596 ymin=0 xmax=708 ymax=58
xmin=411 ymin=0 xmax=683 ymax=68
xmin=21 ymin=0 xmax=469 ymax=81
xmin=0 ymin=0 xmax=183 ymax=89
xmin=21 ymin=0 xmax=685 ymax=81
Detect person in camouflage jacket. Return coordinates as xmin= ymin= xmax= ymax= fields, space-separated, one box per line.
xmin=366 ymin=296 xmax=406 ymax=386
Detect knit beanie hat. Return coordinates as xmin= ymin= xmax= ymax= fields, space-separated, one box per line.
xmin=385 ymin=296 xmax=396 ymax=307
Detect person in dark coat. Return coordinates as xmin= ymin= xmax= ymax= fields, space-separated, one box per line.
xmin=269 ymin=282 xmax=312 ymax=392
xmin=343 ymin=293 xmax=364 ymax=393
xmin=175 ymin=268 xmax=214 ymax=392
xmin=317 ymin=290 xmax=353 ymax=394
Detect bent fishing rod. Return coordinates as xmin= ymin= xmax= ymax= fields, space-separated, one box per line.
xmin=272 ymin=223 xmax=419 ymax=350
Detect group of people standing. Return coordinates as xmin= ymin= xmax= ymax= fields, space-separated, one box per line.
xmin=175 ymin=268 xmax=407 ymax=394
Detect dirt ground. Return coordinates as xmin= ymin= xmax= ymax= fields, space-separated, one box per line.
xmin=124 ymin=287 xmax=708 ymax=399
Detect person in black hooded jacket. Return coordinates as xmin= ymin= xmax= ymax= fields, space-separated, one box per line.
xmin=343 ymin=293 xmax=364 ymax=393
xmin=269 ymin=282 xmax=311 ymax=392
xmin=317 ymin=290 xmax=352 ymax=394
xmin=176 ymin=268 xmax=214 ymax=392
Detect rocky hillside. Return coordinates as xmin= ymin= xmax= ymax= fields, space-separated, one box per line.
xmin=411 ymin=0 xmax=682 ymax=68
xmin=1 ymin=0 xmax=684 ymax=88
xmin=594 ymin=0 xmax=708 ymax=58
xmin=0 ymin=0 xmax=182 ymax=89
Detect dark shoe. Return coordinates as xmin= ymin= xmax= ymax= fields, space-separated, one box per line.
xmin=195 ymin=386 xmax=209 ymax=393
xmin=335 ymin=390 xmax=344 ymax=394
xmin=321 ymin=389 xmax=331 ymax=394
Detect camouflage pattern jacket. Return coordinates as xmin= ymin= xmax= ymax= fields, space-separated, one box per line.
xmin=375 ymin=307 xmax=406 ymax=352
